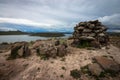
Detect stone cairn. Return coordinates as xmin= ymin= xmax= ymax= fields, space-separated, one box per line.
xmin=72 ymin=20 xmax=109 ymax=48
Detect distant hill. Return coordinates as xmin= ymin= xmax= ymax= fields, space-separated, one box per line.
xmin=0 ymin=31 xmax=72 ymax=37
xmin=0 ymin=31 xmax=28 ymax=35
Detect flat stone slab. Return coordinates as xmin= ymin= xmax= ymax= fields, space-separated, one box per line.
xmin=88 ymin=63 xmax=103 ymax=76
xmin=94 ymin=56 xmax=120 ymax=72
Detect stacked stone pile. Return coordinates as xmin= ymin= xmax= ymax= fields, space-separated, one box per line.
xmin=72 ymin=20 xmax=109 ymax=48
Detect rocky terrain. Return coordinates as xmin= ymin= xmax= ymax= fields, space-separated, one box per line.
xmin=0 ymin=20 xmax=120 ymax=80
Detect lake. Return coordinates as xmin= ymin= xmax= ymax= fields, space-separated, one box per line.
xmin=0 ymin=34 xmax=72 ymax=43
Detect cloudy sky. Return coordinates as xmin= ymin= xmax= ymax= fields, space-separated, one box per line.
xmin=0 ymin=0 xmax=120 ymax=32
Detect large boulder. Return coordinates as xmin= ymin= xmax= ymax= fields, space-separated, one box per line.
xmin=8 ymin=42 xmax=31 ymax=59
xmin=37 ymin=43 xmax=67 ymax=58
xmin=32 ymin=40 xmax=41 ymax=49
xmin=57 ymin=44 xmax=68 ymax=57
xmin=55 ymin=40 xmax=60 ymax=46
xmin=88 ymin=63 xmax=103 ymax=76
xmin=94 ymin=56 xmax=120 ymax=73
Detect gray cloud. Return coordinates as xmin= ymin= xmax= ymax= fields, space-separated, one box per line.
xmin=0 ymin=0 xmax=120 ymax=31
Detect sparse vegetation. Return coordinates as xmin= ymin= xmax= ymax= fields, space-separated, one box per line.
xmin=51 ymin=61 xmax=54 ymax=63
xmin=40 ymin=54 xmax=49 ymax=60
xmin=29 ymin=41 xmax=34 ymax=46
xmin=36 ymin=48 xmax=40 ymax=56
xmin=80 ymin=65 xmax=90 ymax=75
xmin=37 ymin=67 xmax=40 ymax=70
xmin=61 ymin=66 xmax=66 ymax=70
xmin=70 ymin=69 xmax=81 ymax=79
xmin=60 ymin=74 xmax=64 ymax=78
xmin=59 ymin=39 xmax=67 ymax=44
xmin=102 ymin=55 xmax=108 ymax=58
xmin=60 ymin=57 xmax=66 ymax=61
xmin=36 ymin=48 xmax=50 ymax=60
xmin=109 ymin=32 xmax=120 ymax=48
xmin=77 ymin=40 xmax=91 ymax=48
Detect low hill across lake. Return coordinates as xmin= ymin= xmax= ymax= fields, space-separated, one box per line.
xmin=0 ymin=31 xmax=28 ymax=35
xmin=0 ymin=31 xmax=72 ymax=37
xmin=30 ymin=32 xmax=65 ymax=37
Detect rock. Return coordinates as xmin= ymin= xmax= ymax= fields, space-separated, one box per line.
xmin=23 ymin=44 xmax=31 ymax=57
xmin=79 ymin=36 xmax=95 ymax=41
xmin=83 ymin=29 xmax=92 ymax=33
xmin=94 ymin=56 xmax=120 ymax=72
xmin=88 ymin=63 xmax=103 ymax=76
xmin=47 ymin=45 xmax=58 ymax=58
xmin=89 ymin=20 xmax=99 ymax=24
xmin=90 ymin=40 xmax=100 ymax=48
xmin=18 ymin=46 xmax=24 ymax=56
xmin=77 ymin=26 xmax=84 ymax=30
xmin=98 ymin=33 xmax=105 ymax=37
xmin=9 ymin=42 xmax=31 ymax=59
xmin=55 ymin=40 xmax=60 ymax=46
xmin=57 ymin=44 xmax=67 ymax=57
xmin=37 ymin=42 xmax=68 ymax=58
xmin=10 ymin=43 xmax=23 ymax=59
xmin=88 ymin=33 xmax=96 ymax=37
xmin=79 ymin=22 xmax=86 ymax=26
xmin=32 ymin=41 xmax=41 ymax=49
xmin=89 ymin=24 xmax=95 ymax=29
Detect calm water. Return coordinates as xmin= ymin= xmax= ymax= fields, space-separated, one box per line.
xmin=0 ymin=34 xmax=72 ymax=43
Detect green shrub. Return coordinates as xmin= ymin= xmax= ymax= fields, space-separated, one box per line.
xmin=29 ymin=41 xmax=34 ymax=46
xmin=60 ymin=74 xmax=64 ymax=78
xmin=36 ymin=48 xmax=40 ymax=56
xmin=60 ymin=57 xmax=66 ymax=61
xmin=40 ymin=54 xmax=49 ymax=60
xmin=61 ymin=66 xmax=66 ymax=70
xmin=77 ymin=40 xmax=91 ymax=48
xmin=70 ymin=69 xmax=81 ymax=79
xmin=81 ymin=65 xmax=91 ymax=75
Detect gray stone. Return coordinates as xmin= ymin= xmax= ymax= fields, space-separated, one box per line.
xmin=88 ymin=63 xmax=103 ymax=76
xmin=94 ymin=56 xmax=120 ymax=72
xmin=89 ymin=24 xmax=95 ymax=29
xmin=57 ymin=44 xmax=67 ymax=57
xmin=10 ymin=42 xmax=31 ymax=59
xmin=77 ymin=26 xmax=84 ymax=30
xmin=55 ymin=40 xmax=60 ymax=46
xmin=83 ymin=29 xmax=92 ymax=33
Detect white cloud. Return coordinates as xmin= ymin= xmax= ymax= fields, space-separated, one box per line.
xmin=98 ymin=14 xmax=120 ymax=26
xmin=0 ymin=17 xmax=52 ymax=27
xmin=0 ymin=0 xmax=120 ymax=32
xmin=109 ymin=30 xmax=120 ymax=33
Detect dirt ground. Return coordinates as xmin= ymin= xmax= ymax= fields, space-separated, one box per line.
xmin=0 ymin=41 xmax=120 ymax=80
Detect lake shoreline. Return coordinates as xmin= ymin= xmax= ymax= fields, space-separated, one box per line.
xmin=0 ymin=31 xmax=72 ymax=37
xmin=0 ymin=34 xmax=72 ymax=43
